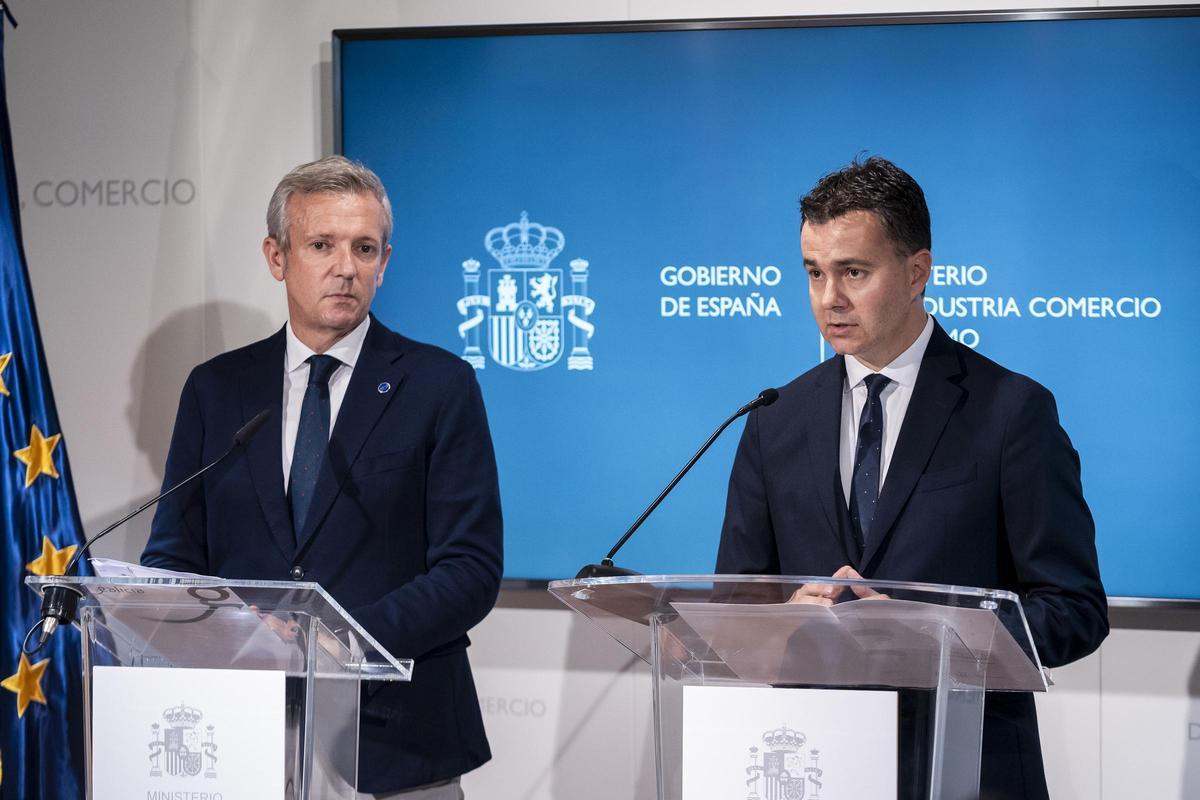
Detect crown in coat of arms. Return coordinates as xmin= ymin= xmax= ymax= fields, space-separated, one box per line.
xmin=762 ymin=724 xmax=806 ymax=751
xmin=485 ymin=211 xmax=564 ymax=268
xmin=162 ymin=702 xmax=203 ymax=728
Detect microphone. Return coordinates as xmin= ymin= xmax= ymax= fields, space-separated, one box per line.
xmin=575 ymin=388 xmax=779 ymax=579
xmin=25 ymin=409 xmax=271 ymax=654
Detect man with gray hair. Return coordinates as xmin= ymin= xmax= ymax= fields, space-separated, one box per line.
xmin=143 ymin=156 xmax=503 ymax=798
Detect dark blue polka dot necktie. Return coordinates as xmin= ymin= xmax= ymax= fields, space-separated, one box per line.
xmin=850 ymin=373 xmax=892 ymax=548
xmin=289 ymin=354 xmax=340 ymax=539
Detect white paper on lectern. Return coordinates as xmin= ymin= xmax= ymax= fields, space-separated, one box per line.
xmin=89 ymin=557 xmax=205 ymax=578
xmin=682 ymin=685 xmax=897 ymax=800
xmin=91 ymin=666 xmax=285 ymax=800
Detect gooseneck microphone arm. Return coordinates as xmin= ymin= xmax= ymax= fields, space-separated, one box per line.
xmin=576 ymin=388 xmax=779 ymax=579
xmin=24 ymin=409 xmax=271 ymax=655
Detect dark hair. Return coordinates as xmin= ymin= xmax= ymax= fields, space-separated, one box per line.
xmin=799 ymin=156 xmax=931 ymax=255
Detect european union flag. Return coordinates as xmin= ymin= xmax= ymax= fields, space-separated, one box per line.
xmin=0 ymin=20 xmax=88 ymax=800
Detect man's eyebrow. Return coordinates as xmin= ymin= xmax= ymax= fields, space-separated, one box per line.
xmin=803 ymin=257 xmax=873 ymax=267
xmin=303 ymin=231 xmax=380 ymax=243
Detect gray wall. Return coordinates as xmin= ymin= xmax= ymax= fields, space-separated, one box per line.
xmin=8 ymin=2 xmax=1198 ymax=797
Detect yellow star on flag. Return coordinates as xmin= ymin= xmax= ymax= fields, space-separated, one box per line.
xmin=25 ymin=536 xmax=78 ymax=577
xmin=1 ymin=653 xmax=49 ymax=718
xmin=12 ymin=424 xmax=61 ymax=488
xmin=0 ymin=351 xmax=11 ymax=396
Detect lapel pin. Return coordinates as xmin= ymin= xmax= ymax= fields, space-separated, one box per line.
xmin=377 ymin=381 xmax=391 ymax=394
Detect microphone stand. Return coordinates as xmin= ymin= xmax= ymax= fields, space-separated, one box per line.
xmin=23 ymin=409 xmax=271 ymax=654
xmin=576 ymin=389 xmax=779 ymax=579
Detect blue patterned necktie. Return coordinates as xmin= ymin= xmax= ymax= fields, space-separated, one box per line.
xmin=849 ymin=373 xmax=892 ymax=548
xmin=289 ymin=354 xmax=341 ymax=538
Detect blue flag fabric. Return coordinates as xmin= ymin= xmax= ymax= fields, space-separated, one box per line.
xmin=0 ymin=21 xmax=89 ymax=800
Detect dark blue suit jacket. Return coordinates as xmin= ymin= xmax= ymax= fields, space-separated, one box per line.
xmin=142 ymin=317 xmax=503 ymax=793
xmin=718 ymin=322 xmax=1107 ymax=799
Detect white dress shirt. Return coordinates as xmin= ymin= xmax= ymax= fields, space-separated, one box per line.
xmin=839 ymin=315 xmax=935 ymax=506
xmin=281 ymin=315 xmax=371 ymax=490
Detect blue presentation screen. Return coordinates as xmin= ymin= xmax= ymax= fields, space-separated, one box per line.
xmin=336 ymin=13 xmax=1200 ymax=597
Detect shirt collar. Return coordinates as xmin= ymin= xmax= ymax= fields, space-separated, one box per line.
xmin=285 ymin=315 xmax=371 ymax=374
xmin=844 ymin=314 xmax=935 ymax=391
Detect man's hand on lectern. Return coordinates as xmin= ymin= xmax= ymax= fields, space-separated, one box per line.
xmin=787 ymin=565 xmax=889 ymax=605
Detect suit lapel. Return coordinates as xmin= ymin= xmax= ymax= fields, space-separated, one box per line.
xmin=804 ymin=356 xmax=862 ymax=567
xmin=239 ymin=328 xmax=296 ymax=563
xmin=295 ymin=320 xmax=407 ymax=554
xmin=861 ymin=324 xmax=965 ymax=571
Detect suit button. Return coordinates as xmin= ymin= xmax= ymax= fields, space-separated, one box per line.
xmin=290 ymin=565 xmax=305 ymax=580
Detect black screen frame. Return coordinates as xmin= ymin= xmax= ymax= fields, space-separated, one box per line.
xmin=331 ymin=5 xmax=1200 ymax=606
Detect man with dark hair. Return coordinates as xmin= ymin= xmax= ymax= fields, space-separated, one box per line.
xmin=142 ymin=156 xmax=502 ymax=799
xmin=717 ymin=156 xmax=1107 ymax=799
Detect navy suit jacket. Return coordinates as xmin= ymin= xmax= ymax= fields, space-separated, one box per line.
xmin=718 ymin=322 xmax=1107 ymax=799
xmin=142 ymin=317 xmax=503 ymax=793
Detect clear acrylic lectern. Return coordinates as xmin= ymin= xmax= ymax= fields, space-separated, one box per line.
xmin=28 ymin=575 xmax=412 ymax=800
xmin=549 ymin=575 xmax=1047 ymax=800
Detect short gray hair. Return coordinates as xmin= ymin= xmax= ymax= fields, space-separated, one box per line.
xmin=266 ymin=155 xmax=393 ymax=252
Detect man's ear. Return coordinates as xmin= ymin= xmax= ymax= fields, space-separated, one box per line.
xmin=909 ymin=249 xmax=932 ymax=298
xmin=263 ymin=237 xmax=287 ymax=283
xmin=375 ymin=243 xmax=392 ymax=288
